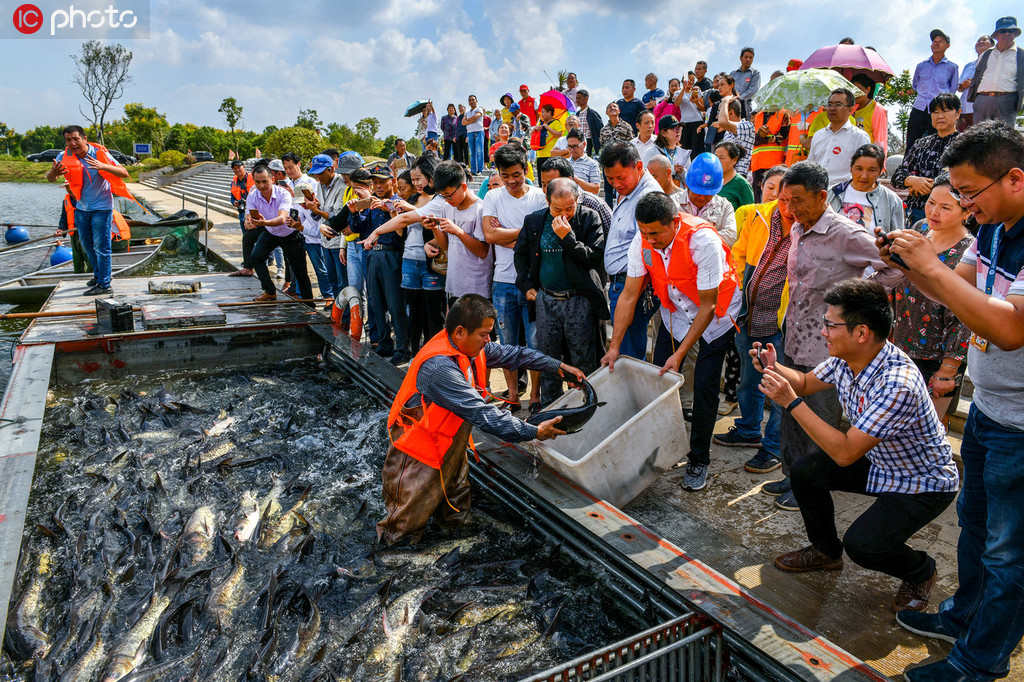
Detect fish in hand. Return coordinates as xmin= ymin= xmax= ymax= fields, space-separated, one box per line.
xmin=525 ymin=377 xmax=605 ymax=435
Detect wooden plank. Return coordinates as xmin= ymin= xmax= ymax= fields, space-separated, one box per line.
xmin=0 ymin=344 xmax=54 ymax=646
xmin=474 ymin=441 xmax=888 ymax=682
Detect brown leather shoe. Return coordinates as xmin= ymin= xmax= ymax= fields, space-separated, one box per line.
xmin=892 ymin=569 xmax=937 ymax=613
xmin=253 ymin=292 xmax=277 ymax=302
xmin=228 ymin=268 xmax=253 ymax=277
xmin=774 ymin=546 xmax=843 ymax=573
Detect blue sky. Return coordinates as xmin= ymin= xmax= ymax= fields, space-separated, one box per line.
xmin=0 ymin=0 xmax=1018 ymax=141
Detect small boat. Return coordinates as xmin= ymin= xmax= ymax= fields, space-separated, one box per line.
xmin=124 ymin=209 xmax=210 ymax=240
xmin=0 ymin=237 xmax=166 ymax=305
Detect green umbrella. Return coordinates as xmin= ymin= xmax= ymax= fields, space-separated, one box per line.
xmin=752 ymin=68 xmax=860 ymax=113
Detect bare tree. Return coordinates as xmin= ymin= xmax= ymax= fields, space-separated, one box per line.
xmin=72 ymin=41 xmax=133 ymax=146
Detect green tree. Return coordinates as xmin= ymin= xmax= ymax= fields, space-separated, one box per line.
xmin=263 ymin=126 xmax=322 ymax=163
xmin=122 ymin=102 xmax=169 ymax=154
xmin=20 ymin=125 xmax=63 ymax=155
xmin=165 ymin=123 xmax=197 ymax=153
xmin=218 ymin=97 xmax=243 ymax=155
xmin=405 ymin=137 xmax=423 ymax=156
xmin=295 ymin=109 xmax=324 ymax=133
xmin=0 ymin=122 xmax=22 ymax=157
xmin=877 ymin=69 xmax=915 ymax=152
xmin=378 ymin=134 xmax=400 ymax=157
xmin=71 ymin=41 xmax=133 ymax=145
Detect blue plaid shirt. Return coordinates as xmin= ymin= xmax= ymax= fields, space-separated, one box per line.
xmin=813 ymin=341 xmax=960 ymax=495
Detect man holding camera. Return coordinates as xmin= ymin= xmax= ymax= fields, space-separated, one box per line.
xmin=245 ymin=165 xmax=312 ymax=303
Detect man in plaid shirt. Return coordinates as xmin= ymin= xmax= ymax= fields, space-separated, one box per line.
xmin=752 ymin=279 xmax=958 ymax=614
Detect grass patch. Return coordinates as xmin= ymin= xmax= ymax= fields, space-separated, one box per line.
xmin=0 ymin=159 xmax=144 ymax=184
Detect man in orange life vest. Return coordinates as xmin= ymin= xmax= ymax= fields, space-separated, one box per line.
xmin=229 ymin=159 xmax=256 ymax=277
xmin=378 ymin=294 xmax=584 ymax=546
xmin=46 ymin=125 xmax=132 ymax=295
xmin=601 ymin=192 xmax=742 ymax=493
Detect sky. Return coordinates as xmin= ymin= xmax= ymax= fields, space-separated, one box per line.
xmin=0 ymin=0 xmax=1019 ymax=142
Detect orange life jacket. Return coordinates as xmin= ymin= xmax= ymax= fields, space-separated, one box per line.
xmin=62 ymin=142 xmax=136 ymax=204
xmin=387 ymin=330 xmax=488 ymax=470
xmin=63 ymin=195 xmax=130 ymax=241
xmin=641 ymin=214 xmax=739 ymax=319
xmin=784 ymin=109 xmax=822 ymax=166
xmin=231 ymin=172 xmax=254 ymax=203
xmin=750 ymin=110 xmax=788 ymax=172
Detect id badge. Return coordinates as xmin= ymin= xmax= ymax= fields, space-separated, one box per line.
xmin=970 ymin=334 xmax=989 ymax=353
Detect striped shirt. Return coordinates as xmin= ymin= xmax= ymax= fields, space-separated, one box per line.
xmin=813 ymin=341 xmax=960 ymax=495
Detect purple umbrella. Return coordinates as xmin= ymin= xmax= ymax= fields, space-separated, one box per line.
xmin=800 ymin=44 xmax=894 ymax=83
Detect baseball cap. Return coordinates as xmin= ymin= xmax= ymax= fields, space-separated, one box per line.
xmin=267 ymin=159 xmax=285 ymax=172
xmin=368 ymin=164 xmax=393 ymax=179
xmin=519 ymin=84 xmax=529 ymax=91
xmin=930 ymin=28 xmax=950 ymax=42
xmin=658 ymin=115 xmax=682 ymax=130
xmin=349 ymin=168 xmax=372 ymax=185
xmin=308 ymin=154 xmax=333 ymax=176
xmin=577 ymin=88 xmax=589 ymax=97
xmin=337 ymin=152 xmax=364 ymax=175
xmin=230 ymin=159 xmax=244 ymax=168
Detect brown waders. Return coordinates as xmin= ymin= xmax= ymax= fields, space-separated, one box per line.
xmin=376 ymin=404 xmax=473 ymax=546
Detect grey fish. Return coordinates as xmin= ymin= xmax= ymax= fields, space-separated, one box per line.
xmin=525 ymin=378 xmax=604 ymax=434
xmin=6 ymin=551 xmax=52 ymax=661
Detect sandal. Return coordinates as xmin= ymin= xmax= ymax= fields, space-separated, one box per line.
xmin=528 ymin=400 xmax=542 ymax=416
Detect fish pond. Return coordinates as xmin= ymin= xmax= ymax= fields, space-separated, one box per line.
xmin=1 ymin=359 xmax=644 ymax=681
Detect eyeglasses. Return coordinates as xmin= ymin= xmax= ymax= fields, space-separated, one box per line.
xmin=950 ymin=170 xmax=1009 ymax=206
xmin=438 ymin=188 xmax=459 ymax=200
xmin=567 ymin=143 xmax=583 ymax=149
xmin=821 ymin=316 xmax=850 ymax=331
xmin=825 ymin=100 xmax=849 ymax=108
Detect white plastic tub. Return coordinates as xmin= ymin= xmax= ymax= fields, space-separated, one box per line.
xmin=533 ymin=356 xmax=688 ymax=507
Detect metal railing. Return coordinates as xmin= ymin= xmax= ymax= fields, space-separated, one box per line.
xmin=521 ymin=614 xmax=723 ymax=682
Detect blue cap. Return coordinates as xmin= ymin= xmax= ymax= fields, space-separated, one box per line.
xmin=993 ymin=16 xmax=1021 ymax=37
xmin=685 ymin=153 xmax=724 ymax=195
xmin=308 ymin=154 xmax=333 ymax=176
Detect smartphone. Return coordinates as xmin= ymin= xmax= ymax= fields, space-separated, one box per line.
xmin=349 ymin=197 xmax=373 ymax=212
xmin=249 ymin=209 xmax=261 ymax=220
xmin=301 ymin=188 xmax=315 ymax=202
xmin=877 ymin=231 xmax=910 ymax=270
xmin=289 ymin=208 xmax=299 ymax=221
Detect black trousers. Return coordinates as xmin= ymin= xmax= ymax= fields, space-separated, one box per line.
xmin=780 ymin=355 xmax=841 ymax=475
xmin=654 ymin=325 xmax=734 ymax=464
xmin=241 ymin=222 xmax=262 ymax=269
xmin=791 ymin=452 xmax=955 ymax=583
xmin=454 ymin=135 xmax=468 ymax=165
xmin=251 ymin=231 xmax=311 ymax=298
xmin=905 ymin=107 xmax=935 ymax=154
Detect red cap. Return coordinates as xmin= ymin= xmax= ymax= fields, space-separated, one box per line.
xmin=519 ymin=84 xmax=529 ymax=91
xmin=786 ymin=59 xmax=803 ymax=71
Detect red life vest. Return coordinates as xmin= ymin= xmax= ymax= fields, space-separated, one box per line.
xmin=231 ymin=172 xmax=254 ymax=204
xmin=63 ymin=194 xmax=130 ymax=241
xmin=640 ymin=213 xmax=739 ymax=319
xmin=387 ymin=331 xmax=488 ymax=470
xmin=62 ymin=142 xmax=136 ymax=204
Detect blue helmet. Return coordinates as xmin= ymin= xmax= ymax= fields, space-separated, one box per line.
xmin=685 ymin=153 xmax=723 ymax=195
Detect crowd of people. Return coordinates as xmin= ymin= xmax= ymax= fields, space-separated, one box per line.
xmin=70 ymin=16 xmax=1014 ymax=681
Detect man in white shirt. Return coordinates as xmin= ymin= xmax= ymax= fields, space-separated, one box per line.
xmin=463 ymin=95 xmax=486 ymax=175
xmin=602 ymin=191 xmax=741 ymax=493
xmin=968 ymin=16 xmax=1024 ymax=126
xmin=281 ymin=152 xmax=330 ymax=301
xmin=631 ymin=111 xmax=657 ymax=163
xmin=808 ymin=89 xmax=870 ymax=187
xmin=482 ymin=143 xmax=548 ymax=407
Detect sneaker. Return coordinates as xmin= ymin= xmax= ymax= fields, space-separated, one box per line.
xmin=253 ymin=292 xmax=277 ymax=302
xmin=774 ymin=490 xmax=800 ymax=511
xmin=86 ymin=277 xmax=97 ymax=287
xmin=895 ymin=610 xmax=959 ymax=645
xmin=390 ymin=352 xmax=411 ymax=366
xmin=762 ymin=476 xmax=790 ymax=496
xmin=903 ymin=659 xmax=969 ymax=681
xmin=83 ymin=284 xmax=112 ymax=296
xmin=893 ymin=569 xmax=937 ymax=613
xmin=744 ymin=449 xmax=782 ymax=473
xmin=682 ymin=407 xmax=693 ymax=422
xmin=713 ymin=427 xmax=762 ymax=448
xmin=682 ymin=462 xmax=709 ymax=491
xmin=718 ymin=400 xmax=738 ymax=416
xmin=774 ymin=545 xmax=843 ymax=573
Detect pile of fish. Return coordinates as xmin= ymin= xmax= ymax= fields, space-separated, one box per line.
xmin=1 ymin=361 xmax=641 ymax=681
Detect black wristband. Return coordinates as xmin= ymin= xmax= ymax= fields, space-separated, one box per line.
xmin=785 ymin=397 xmax=804 ymax=413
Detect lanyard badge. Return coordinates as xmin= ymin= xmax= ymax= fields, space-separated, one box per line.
xmin=972 ymin=226 xmax=1004 ymax=353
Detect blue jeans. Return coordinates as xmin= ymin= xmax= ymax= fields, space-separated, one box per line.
xmin=734 ymin=328 xmax=784 ymax=456
xmin=366 ymin=249 xmax=409 ymax=357
xmin=608 ymin=278 xmax=658 ymax=360
xmin=75 ymin=209 xmax=112 ymax=287
xmin=346 ymin=241 xmax=371 ymax=336
xmin=467 ymin=131 xmax=484 ymax=174
xmin=324 ymin=246 xmax=347 ymax=296
xmin=939 ymin=405 xmax=1024 ymax=679
xmin=492 ymin=281 xmax=534 ymax=347
xmin=401 ymin=258 xmax=444 ymax=291
xmin=272 ymin=246 xmax=284 ymax=269
xmin=304 ymin=242 xmax=333 ymax=298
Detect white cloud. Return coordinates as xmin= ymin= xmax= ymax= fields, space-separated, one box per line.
xmin=373 ymin=0 xmax=443 ymax=23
